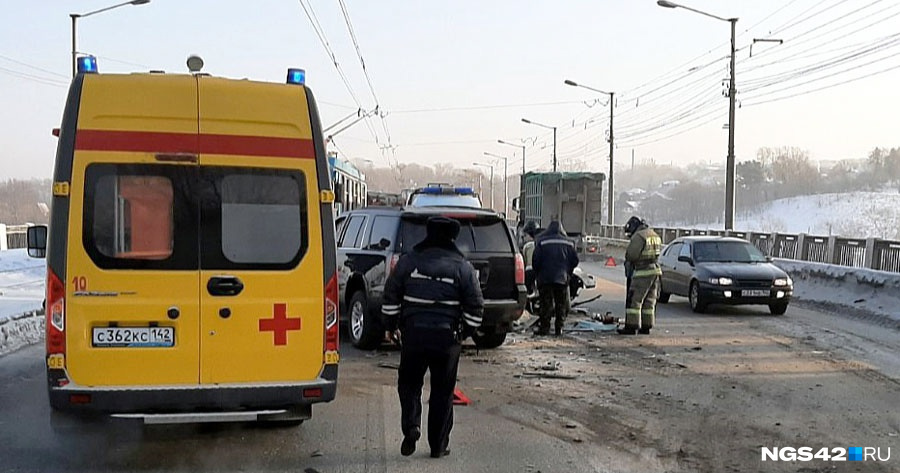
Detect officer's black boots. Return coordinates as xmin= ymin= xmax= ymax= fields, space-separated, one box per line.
xmin=617 ymin=324 xmax=639 ymax=335
xmin=430 ymin=448 xmax=451 ymax=458
xmin=401 ymin=427 xmax=420 ymax=456
xmin=638 ymin=325 xmax=652 ymax=335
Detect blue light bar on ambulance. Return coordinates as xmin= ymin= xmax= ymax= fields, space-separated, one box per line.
xmin=77 ymin=56 xmax=98 ymax=74
xmin=286 ymin=68 xmax=306 ymax=85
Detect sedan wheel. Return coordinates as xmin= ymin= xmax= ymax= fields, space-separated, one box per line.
xmin=769 ymin=302 xmax=788 ymax=315
xmin=689 ymin=281 xmax=707 ymax=313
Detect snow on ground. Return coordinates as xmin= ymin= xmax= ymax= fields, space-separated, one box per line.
xmin=0 ymin=249 xmax=45 ymax=355
xmin=775 ymin=259 xmax=900 ymax=325
xmin=675 ymin=191 xmax=900 ymax=239
xmin=0 ymin=249 xmax=44 ymax=322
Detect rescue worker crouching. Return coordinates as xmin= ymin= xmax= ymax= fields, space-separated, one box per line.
xmin=381 ymin=216 xmax=485 ymax=459
xmin=619 ymin=216 xmax=662 ymax=335
xmin=532 ymin=220 xmax=579 ymax=336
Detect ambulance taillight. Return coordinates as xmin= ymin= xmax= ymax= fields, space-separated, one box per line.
xmin=46 ymin=269 xmax=66 ymax=355
xmin=324 ymin=273 xmax=339 ymax=353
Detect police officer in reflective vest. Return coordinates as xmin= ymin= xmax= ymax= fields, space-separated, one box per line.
xmin=619 ymin=216 xmax=662 ymax=335
xmin=382 ymin=216 xmax=484 ymax=459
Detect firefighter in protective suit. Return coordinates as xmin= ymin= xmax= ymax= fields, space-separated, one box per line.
xmin=619 ymin=216 xmax=662 ymax=335
xmin=382 ymin=216 xmax=484 ymax=459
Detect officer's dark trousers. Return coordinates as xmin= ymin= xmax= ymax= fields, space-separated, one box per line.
xmin=538 ymin=282 xmax=569 ymax=332
xmin=398 ymin=328 xmax=461 ymax=455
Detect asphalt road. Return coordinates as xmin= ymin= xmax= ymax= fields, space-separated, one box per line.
xmin=1 ymin=262 xmax=897 ymax=472
xmin=0 ymin=338 xmax=601 ymax=472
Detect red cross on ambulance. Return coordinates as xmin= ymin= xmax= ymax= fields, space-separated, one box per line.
xmin=259 ymin=303 xmax=302 ymax=345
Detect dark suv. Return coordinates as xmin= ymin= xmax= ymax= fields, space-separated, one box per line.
xmin=335 ymin=206 xmax=526 ymax=350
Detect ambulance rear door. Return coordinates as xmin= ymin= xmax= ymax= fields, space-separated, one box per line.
xmin=196 ymin=77 xmax=325 ymax=384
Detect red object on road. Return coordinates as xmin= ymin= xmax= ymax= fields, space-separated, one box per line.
xmin=605 ymin=256 xmax=617 ymax=267
xmin=452 ymin=387 xmax=471 ymax=405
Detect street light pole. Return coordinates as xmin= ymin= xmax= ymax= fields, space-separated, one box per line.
xmin=564 ymin=79 xmax=616 ymax=224
xmin=521 ymin=118 xmax=557 ymax=172
xmin=71 ymin=0 xmax=151 ymax=77
xmin=484 ymin=152 xmax=509 ymax=217
xmin=473 ymin=162 xmax=494 ymax=210
xmin=498 ymin=139 xmax=526 ymax=195
xmin=658 ymin=0 xmax=738 ymax=230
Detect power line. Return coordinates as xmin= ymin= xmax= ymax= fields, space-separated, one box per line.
xmin=0 ymin=54 xmax=68 ymax=79
xmin=389 ymin=100 xmax=587 ymax=114
xmin=744 ymin=61 xmax=900 ymax=107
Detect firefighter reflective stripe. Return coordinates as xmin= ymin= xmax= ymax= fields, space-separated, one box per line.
xmin=642 ymin=235 xmax=662 ymax=258
xmin=410 ymin=268 xmax=455 ymax=285
xmin=625 ymin=307 xmax=641 ymax=325
xmin=633 ymin=267 xmax=662 ymax=277
xmin=403 ymin=295 xmax=460 ymax=306
xmin=463 ymin=311 xmax=482 ymax=327
xmin=540 ymin=239 xmax=575 ymax=247
xmin=382 ymin=304 xmax=401 ymax=316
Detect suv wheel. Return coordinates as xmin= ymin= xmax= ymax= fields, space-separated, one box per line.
xmin=349 ymin=291 xmax=381 ymax=350
xmin=471 ymin=330 xmax=507 ymax=349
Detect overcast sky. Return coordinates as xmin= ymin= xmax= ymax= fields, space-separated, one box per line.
xmin=2 ymin=0 xmax=899 ymax=180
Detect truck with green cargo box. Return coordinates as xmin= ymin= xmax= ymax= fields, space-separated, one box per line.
xmin=512 ymin=172 xmax=605 ymax=251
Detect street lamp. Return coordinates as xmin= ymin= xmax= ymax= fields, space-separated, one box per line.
xmin=71 ymin=0 xmax=151 ymax=77
xmin=521 ymin=118 xmax=557 ymax=172
xmin=498 ymin=139 xmax=526 ymax=195
xmin=473 ymin=162 xmax=494 ymax=210
xmin=658 ymin=0 xmax=738 ymax=230
xmin=565 ymin=79 xmax=616 ymax=225
xmin=484 ymin=152 xmax=509 ymax=217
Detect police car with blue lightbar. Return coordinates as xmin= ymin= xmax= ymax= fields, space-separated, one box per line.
xmin=406 ymin=183 xmax=483 ymax=208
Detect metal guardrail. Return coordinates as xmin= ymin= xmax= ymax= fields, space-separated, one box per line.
xmin=596 ymin=224 xmax=900 ymax=274
xmin=1 ymin=224 xmax=29 ymax=251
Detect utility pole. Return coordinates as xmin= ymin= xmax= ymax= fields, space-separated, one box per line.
xmin=564 ymin=79 xmax=615 ymax=224
xmin=725 ymin=17 xmax=737 ymax=231
xmin=607 ymin=92 xmax=615 ymax=225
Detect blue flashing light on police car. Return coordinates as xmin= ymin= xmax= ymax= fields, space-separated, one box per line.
xmin=77 ymin=56 xmax=98 ymax=74
xmin=287 ymin=68 xmax=306 ymax=85
xmin=454 ymin=187 xmax=474 ymax=194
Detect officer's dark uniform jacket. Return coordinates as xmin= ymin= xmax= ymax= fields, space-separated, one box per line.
xmin=532 ymin=220 xmax=579 ymax=286
xmin=382 ymin=239 xmax=484 ymax=342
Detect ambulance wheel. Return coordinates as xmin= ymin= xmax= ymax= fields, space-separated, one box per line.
xmin=472 ymin=330 xmax=507 ymax=349
xmin=349 ymin=291 xmax=381 ymax=350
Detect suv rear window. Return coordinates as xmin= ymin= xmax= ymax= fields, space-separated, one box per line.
xmin=399 ymin=217 xmax=513 ymax=253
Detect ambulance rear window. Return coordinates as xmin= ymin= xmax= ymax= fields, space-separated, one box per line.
xmin=93 ymin=175 xmax=174 ymax=260
xmin=220 ymin=174 xmax=305 ymax=264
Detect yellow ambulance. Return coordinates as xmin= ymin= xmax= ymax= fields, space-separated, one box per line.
xmin=27 ymin=57 xmax=338 ymax=427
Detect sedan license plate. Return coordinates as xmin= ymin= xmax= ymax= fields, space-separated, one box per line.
xmin=741 ymin=289 xmax=769 ymax=297
xmin=92 ymin=327 xmax=175 ymax=348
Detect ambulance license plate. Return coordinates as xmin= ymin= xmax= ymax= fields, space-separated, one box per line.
xmin=741 ymin=289 xmax=769 ymax=297
xmin=92 ymin=327 xmax=175 ymax=348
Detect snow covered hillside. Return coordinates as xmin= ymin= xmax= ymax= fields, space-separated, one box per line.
xmin=678 ymin=191 xmax=900 ymax=239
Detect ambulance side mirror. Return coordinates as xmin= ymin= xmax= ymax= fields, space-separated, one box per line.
xmin=27 ymin=225 xmax=48 ymax=258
